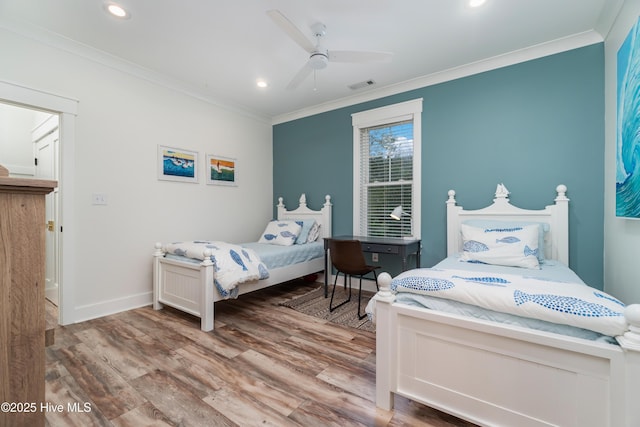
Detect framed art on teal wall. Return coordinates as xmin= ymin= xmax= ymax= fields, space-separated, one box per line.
xmin=616 ymin=17 xmax=640 ymax=218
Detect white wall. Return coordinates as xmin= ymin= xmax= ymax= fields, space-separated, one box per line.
xmin=0 ymin=27 xmax=274 ymax=323
xmin=604 ymin=0 xmax=640 ymax=304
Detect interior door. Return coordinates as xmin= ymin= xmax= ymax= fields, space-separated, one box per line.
xmin=34 ymin=117 xmax=59 ymax=305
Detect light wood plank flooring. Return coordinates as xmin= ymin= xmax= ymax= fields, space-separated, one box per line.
xmin=45 ymin=280 xmax=476 ymax=426
xmin=46 ymin=298 xmax=57 ymax=347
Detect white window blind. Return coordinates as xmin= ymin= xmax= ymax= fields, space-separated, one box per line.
xmin=352 ymin=98 xmax=422 ymax=239
xmin=359 ymin=120 xmax=413 ymax=237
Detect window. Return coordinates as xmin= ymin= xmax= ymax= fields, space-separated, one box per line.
xmin=352 ymin=99 xmax=422 ymax=238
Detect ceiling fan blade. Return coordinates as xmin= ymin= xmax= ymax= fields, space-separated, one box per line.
xmin=267 ymin=9 xmax=316 ymax=54
xmin=328 ymin=50 xmax=393 ymax=63
xmin=286 ymin=63 xmax=313 ymax=90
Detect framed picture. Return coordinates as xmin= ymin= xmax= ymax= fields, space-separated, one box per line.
xmin=206 ymin=154 xmax=237 ymax=186
xmin=158 ymin=145 xmax=199 ymax=183
xmin=616 ymin=16 xmax=640 ymax=218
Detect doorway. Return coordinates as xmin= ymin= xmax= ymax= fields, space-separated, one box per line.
xmin=0 ymin=103 xmax=61 ymax=314
xmin=0 ymin=79 xmax=79 ymax=326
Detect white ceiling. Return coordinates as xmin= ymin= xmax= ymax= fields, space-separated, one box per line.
xmin=0 ymin=0 xmax=623 ymax=123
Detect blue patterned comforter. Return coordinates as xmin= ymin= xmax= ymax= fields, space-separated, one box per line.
xmin=163 ymin=241 xmax=269 ymax=299
xmin=391 ymin=267 xmax=627 ymax=337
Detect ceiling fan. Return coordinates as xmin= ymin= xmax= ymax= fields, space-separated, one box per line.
xmin=267 ymin=9 xmax=393 ymax=90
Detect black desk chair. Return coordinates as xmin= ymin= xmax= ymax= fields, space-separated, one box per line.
xmin=328 ymin=239 xmax=380 ymax=320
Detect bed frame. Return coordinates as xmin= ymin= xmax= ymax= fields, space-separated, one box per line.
xmin=374 ymin=184 xmax=640 ymax=427
xmin=153 ymin=194 xmax=332 ymax=331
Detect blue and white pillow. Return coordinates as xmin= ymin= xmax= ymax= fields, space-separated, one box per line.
xmin=258 ymin=220 xmax=302 ymax=246
xmin=463 ymin=220 xmax=549 ymax=262
xmin=460 ymin=223 xmax=540 ymax=269
xmin=294 ymin=219 xmax=317 ymax=244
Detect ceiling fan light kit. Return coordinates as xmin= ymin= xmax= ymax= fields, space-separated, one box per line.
xmin=309 ymin=52 xmax=328 ymax=70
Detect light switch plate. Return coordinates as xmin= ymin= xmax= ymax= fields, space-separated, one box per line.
xmin=92 ymin=193 xmax=108 ymax=205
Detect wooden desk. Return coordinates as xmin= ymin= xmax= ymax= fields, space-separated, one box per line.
xmin=323 ymin=235 xmax=421 ymax=297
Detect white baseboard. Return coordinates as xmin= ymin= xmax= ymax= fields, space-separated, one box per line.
xmin=71 ymin=292 xmax=152 ymax=324
xmin=68 ymin=273 xmax=376 ymax=325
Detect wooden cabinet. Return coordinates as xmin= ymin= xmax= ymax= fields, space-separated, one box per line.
xmin=0 ymin=174 xmax=57 ymax=427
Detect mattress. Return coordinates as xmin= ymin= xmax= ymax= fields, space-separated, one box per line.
xmin=241 ymin=241 xmax=324 ymax=269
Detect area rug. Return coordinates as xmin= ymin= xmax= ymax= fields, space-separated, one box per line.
xmin=279 ymin=286 xmax=376 ymax=332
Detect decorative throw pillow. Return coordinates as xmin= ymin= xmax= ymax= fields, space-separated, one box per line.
xmin=463 ymin=219 xmax=549 ymax=262
xmin=306 ymin=222 xmax=321 ymax=243
xmin=294 ymin=219 xmax=317 ymax=244
xmin=258 ymin=220 xmax=302 ymax=246
xmin=460 ymin=223 xmax=540 ymax=269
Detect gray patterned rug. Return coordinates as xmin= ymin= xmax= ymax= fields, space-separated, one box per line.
xmin=279 ymin=285 xmax=376 ymax=332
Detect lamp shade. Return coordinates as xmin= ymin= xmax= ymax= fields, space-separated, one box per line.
xmin=390 ymin=205 xmax=407 ymax=220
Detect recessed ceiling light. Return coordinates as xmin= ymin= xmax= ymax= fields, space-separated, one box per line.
xmin=256 ymin=79 xmax=268 ymax=88
xmin=468 ymin=0 xmax=487 ymax=7
xmin=104 ymin=2 xmax=130 ymax=19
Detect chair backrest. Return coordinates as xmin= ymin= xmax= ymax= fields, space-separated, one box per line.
xmin=328 ymin=239 xmax=369 ymax=275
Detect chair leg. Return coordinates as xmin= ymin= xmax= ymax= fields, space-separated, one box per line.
xmin=330 ymin=271 xmax=351 ymax=312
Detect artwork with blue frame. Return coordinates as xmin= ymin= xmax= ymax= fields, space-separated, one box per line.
xmin=617 ymin=17 xmax=640 ymax=218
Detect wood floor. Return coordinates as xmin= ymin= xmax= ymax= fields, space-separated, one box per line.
xmin=46 ymin=298 xmax=57 ymax=347
xmin=44 ymin=280 xmax=476 ymax=426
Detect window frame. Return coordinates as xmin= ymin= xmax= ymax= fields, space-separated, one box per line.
xmin=352 ymin=98 xmax=422 ymax=239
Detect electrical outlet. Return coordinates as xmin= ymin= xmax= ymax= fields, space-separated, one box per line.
xmin=372 ymin=253 xmax=379 ymax=262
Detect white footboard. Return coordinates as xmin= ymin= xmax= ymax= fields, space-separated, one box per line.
xmin=153 ymin=242 xmax=326 ymax=332
xmin=153 ymin=243 xmax=215 ymax=331
xmin=374 ymin=273 xmax=640 ymax=427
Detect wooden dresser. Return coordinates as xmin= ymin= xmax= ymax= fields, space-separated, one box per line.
xmin=0 ymin=173 xmax=57 ymax=427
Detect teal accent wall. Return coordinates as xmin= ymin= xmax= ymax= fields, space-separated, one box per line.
xmin=274 ymin=44 xmax=605 ymax=288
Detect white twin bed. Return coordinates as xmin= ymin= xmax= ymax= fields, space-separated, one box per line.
xmin=372 ymin=185 xmax=640 ymax=427
xmin=153 ymin=194 xmax=331 ymax=331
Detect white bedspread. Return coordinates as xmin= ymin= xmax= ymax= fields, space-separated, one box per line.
xmin=163 ymin=241 xmax=269 ymax=298
xmin=390 ymin=267 xmax=627 ymax=337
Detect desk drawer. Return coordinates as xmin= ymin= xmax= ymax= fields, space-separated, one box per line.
xmin=362 ymin=243 xmax=399 ymax=254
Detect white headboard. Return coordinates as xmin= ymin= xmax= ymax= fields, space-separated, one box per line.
xmin=277 ymin=193 xmax=333 ymax=239
xmin=446 ymin=184 xmax=569 ymax=264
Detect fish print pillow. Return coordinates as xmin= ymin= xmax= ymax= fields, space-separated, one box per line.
xmin=460 ymin=223 xmax=540 ymax=269
xmin=258 ymin=220 xmax=302 ymax=246
xmin=463 ymin=219 xmax=549 ymax=262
